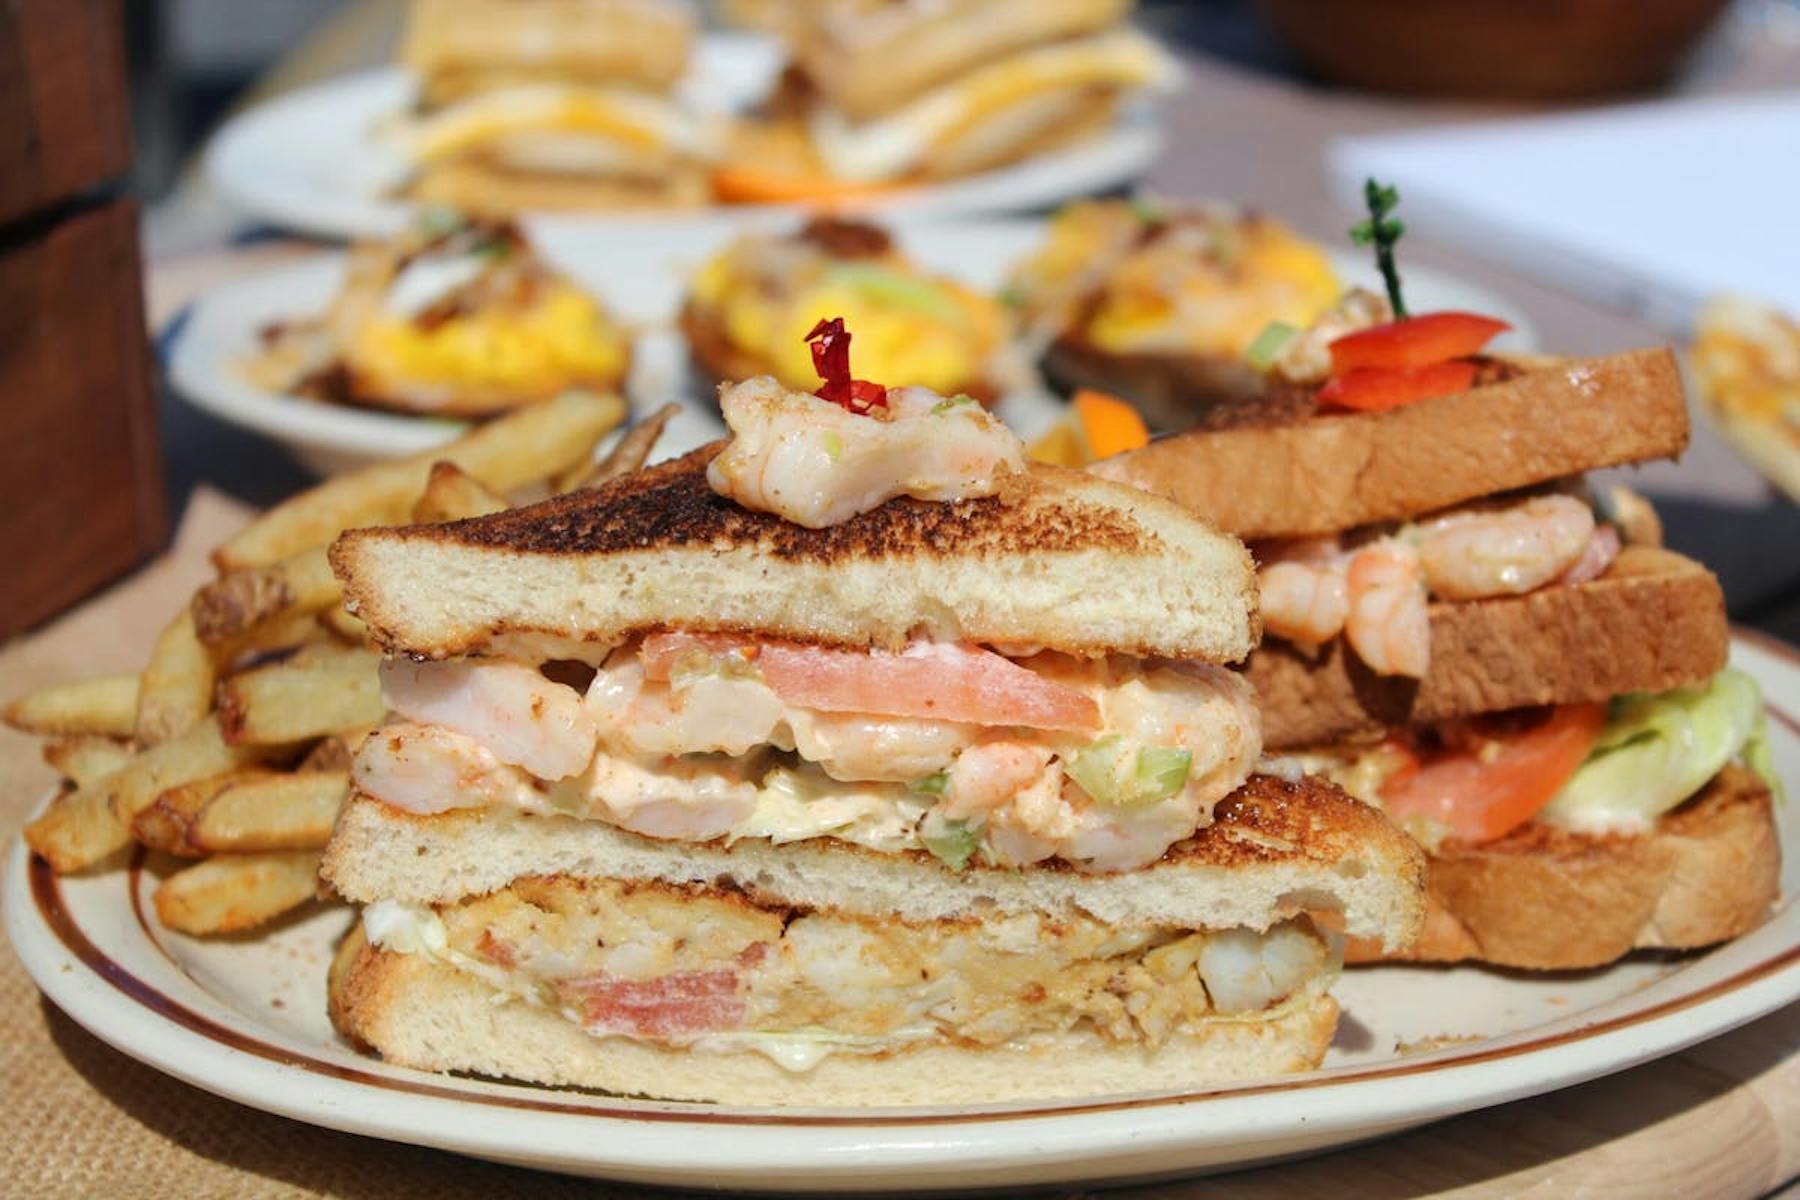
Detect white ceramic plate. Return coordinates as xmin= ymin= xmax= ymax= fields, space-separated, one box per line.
xmin=8 ymin=636 xmax=1796 ymax=1190
xmin=203 ymin=34 xmax=1169 ymax=240
xmin=165 ymin=215 xmax=1538 ymax=474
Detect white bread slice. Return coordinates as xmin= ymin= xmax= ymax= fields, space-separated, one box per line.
xmin=788 ymin=0 xmax=1132 ymax=121
xmin=1091 ymin=349 xmax=1688 ymax=540
xmin=1250 ymin=546 xmax=1729 ymax=750
xmin=322 ymin=775 xmax=1427 ymax=950
xmin=1344 ymin=766 xmax=1780 ymax=970
xmin=331 ymin=446 xmax=1259 ymax=662
xmin=328 ymin=923 xmax=1339 ymax=1106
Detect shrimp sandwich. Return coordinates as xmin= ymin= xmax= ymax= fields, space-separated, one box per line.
xmin=322 ymin=319 xmax=1425 ymax=1106
xmin=1097 ymin=316 xmax=1784 ymax=970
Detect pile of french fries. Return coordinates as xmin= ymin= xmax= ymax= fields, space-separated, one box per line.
xmin=7 ymin=392 xmax=666 ymax=936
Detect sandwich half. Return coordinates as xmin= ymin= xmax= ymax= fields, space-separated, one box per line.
xmin=754 ymin=0 xmax=1179 ymax=186
xmin=1096 ymin=336 xmax=1783 ymax=970
xmin=392 ymin=0 xmax=714 ymax=213
xmin=323 ymin=363 xmax=1425 ymax=1103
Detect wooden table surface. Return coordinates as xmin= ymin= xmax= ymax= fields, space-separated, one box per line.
xmin=4 ymin=2 xmax=1796 ymax=1196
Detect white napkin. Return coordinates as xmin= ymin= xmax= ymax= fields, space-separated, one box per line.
xmin=1328 ymin=92 xmax=1800 ymax=335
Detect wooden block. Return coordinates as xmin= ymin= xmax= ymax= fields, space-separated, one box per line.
xmin=0 ymin=199 xmax=167 ymax=637
xmin=0 ymin=0 xmax=133 ymax=226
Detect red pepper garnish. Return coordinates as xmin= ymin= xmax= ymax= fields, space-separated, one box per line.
xmin=1328 ymin=312 xmax=1511 ymax=374
xmin=1317 ymin=359 xmax=1478 ymax=412
xmin=805 ymin=317 xmax=887 ymax=413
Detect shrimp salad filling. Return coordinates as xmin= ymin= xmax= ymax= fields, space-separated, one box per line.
xmin=1262 ymin=668 xmax=1778 ymax=851
xmin=364 ymin=876 xmax=1335 ymax=1070
xmin=1255 ymin=483 xmax=1630 ymax=679
xmin=355 ymin=635 xmax=1262 ymax=872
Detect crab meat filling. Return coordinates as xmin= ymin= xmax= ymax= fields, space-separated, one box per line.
xmin=364 ymin=877 xmax=1336 ymax=1068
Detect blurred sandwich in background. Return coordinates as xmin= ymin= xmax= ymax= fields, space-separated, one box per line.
xmin=391 ymin=0 xmax=717 ymax=212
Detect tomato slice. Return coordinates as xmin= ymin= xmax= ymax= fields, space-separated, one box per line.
xmin=1380 ymin=703 xmax=1608 ymax=843
xmin=1316 ymin=359 xmax=1478 ymax=412
xmin=1329 ymin=312 xmax=1511 ymax=373
xmin=639 ymin=632 xmax=1102 ymax=731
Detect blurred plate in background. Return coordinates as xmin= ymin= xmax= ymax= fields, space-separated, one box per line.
xmin=204 ymin=35 xmax=1168 ymax=240
xmin=166 ymin=216 xmax=1537 ymax=475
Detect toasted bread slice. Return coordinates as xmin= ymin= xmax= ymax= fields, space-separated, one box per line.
xmin=401 ymin=0 xmax=695 ymax=104
xmin=1092 ymin=349 xmax=1688 ymax=540
xmin=323 ymin=774 xmax=1427 ymax=950
xmin=331 ymin=444 xmax=1259 ymax=662
xmin=328 ymin=919 xmax=1340 ymax=1105
xmin=1250 ymin=546 xmax=1729 ymax=750
xmin=1343 ymin=766 xmax=1780 ymax=969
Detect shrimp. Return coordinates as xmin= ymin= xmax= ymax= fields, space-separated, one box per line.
xmin=1270 ymin=287 xmax=1393 ymax=385
xmin=1556 ymin=522 xmax=1622 ymax=586
xmin=940 ymin=742 xmax=1058 ymax=822
xmin=1057 ymin=793 xmax=1199 ymax=873
xmin=381 ymin=658 xmax=598 ymax=781
xmin=1414 ymin=493 xmax=1595 ymax=601
xmin=1344 ymin=541 xmax=1430 ymax=678
xmin=353 ymin=721 xmax=541 ymax=815
xmin=1195 ymin=921 xmax=1329 ymax=1014
xmin=586 ymin=752 xmax=761 ymax=841
xmin=1259 ymin=561 xmax=1350 ymax=648
xmin=705 ymin=377 xmax=1024 ymax=528
xmin=587 ymin=650 xmax=786 ymax=760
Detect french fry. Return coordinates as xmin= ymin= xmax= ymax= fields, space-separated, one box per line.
xmin=136 ymin=610 xmax=216 ymax=745
xmin=411 ymin=460 xmax=510 ymax=524
xmin=4 ymin=673 xmax=140 ymax=736
xmin=213 ymin=391 xmax=626 ymax=570
xmin=25 ymin=783 xmax=131 ymax=873
xmin=217 ymin=610 xmax=331 ymax=665
xmin=297 ymin=726 xmax=374 ymax=772
xmin=131 ymin=768 xmax=276 ymax=856
xmin=191 ymin=546 xmax=338 ymax=647
xmin=557 ymin=402 xmax=680 ymax=492
xmin=320 ymin=605 xmax=370 ymax=645
xmin=109 ymin=714 xmax=276 ymax=827
xmin=152 ymin=851 xmax=323 ymax=935
xmin=43 ymin=736 xmax=136 ymax=789
xmin=191 ymin=771 xmax=348 ymax=853
xmin=216 ymin=644 xmax=384 ymax=745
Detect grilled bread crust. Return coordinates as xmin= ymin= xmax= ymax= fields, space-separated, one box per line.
xmin=1344 ymin=766 xmax=1780 ymax=970
xmin=327 ymin=921 xmax=1340 ymax=1106
xmin=1092 ymin=349 xmax=1688 ymax=540
xmin=322 ymin=774 xmax=1426 ymax=950
xmin=1251 ymin=547 xmax=1729 ymax=750
xmin=331 ymin=445 xmax=1259 ymax=661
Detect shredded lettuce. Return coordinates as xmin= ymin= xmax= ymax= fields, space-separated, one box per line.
xmin=1537 ymin=669 xmax=1769 ymax=832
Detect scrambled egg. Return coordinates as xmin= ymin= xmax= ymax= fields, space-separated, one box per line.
xmin=1690 ymin=297 xmax=1800 ymax=500
xmin=1008 ymin=199 xmax=1341 ymax=358
xmin=689 ymin=235 xmax=1007 ymax=395
xmin=346 ymin=280 xmax=628 ymax=404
